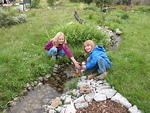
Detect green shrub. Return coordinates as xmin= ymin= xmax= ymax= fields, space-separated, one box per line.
xmin=31 ymin=0 xmax=40 ymax=8
xmin=48 ymin=23 xmax=107 ymax=47
xmin=69 ymin=0 xmax=80 ymax=2
xmin=64 ymin=77 xmax=79 ymax=90
xmin=95 ymin=0 xmax=113 ymax=7
xmin=83 ymin=6 xmax=97 ymax=11
xmin=121 ymin=13 xmax=129 ymax=20
xmin=80 ymin=0 xmax=93 ymax=4
xmin=0 ymin=8 xmax=27 ymax=27
xmin=47 ymin=0 xmax=54 ymax=6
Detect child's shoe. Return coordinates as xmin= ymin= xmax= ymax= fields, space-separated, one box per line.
xmin=88 ymin=74 xmax=96 ymax=79
xmin=96 ymin=72 xmax=108 ymax=80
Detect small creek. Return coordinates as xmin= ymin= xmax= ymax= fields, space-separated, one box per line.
xmin=6 ymin=63 xmax=75 ymax=113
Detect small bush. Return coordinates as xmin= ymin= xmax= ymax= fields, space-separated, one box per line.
xmin=0 ymin=8 xmax=27 ymax=27
xmin=17 ymin=14 xmax=27 ymax=23
xmin=69 ymin=0 xmax=79 ymax=2
xmin=64 ymin=77 xmax=79 ymax=90
xmin=121 ymin=13 xmax=129 ymax=20
xmin=95 ymin=0 xmax=113 ymax=7
xmin=31 ymin=0 xmax=40 ymax=8
xmin=47 ymin=0 xmax=54 ymax=6
xmin=48 ymin=23 xmax=107 ymax=47
xmin=83 ymin=6 xmax=97 ymax=11
xmin=80 ymin=0 xmax=93 ymax=4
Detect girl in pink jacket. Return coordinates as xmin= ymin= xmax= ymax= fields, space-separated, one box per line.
xmin=44 ymin=32 xmax=80 ymax=69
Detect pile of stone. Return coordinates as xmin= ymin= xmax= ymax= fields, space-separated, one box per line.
xmin=43 ymin=76 xmax=142 ymax=113
xmin=97 ymin=26 xmax=122 ymax=50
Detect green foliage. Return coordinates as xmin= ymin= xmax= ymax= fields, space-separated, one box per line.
xmin=80 ymin=0 xmax=93 ymax=4
xmin=64 ymin=77 xmax=79 ymax=90
xmin=0 ymin=8 xmax=27 ymax=27
xmin=31 ymin=0 xmax=40 ymax=8
xmin=69 ymin=0 xmax=79 ymax=2
xmin=134 ymin=6 xmax=150 ymax=12
xmin=48 ymin=23 xmax=107 ymax=47
xmin=95 ymin=0 xmax=113 ymax=7
xmin=47 ymin=0 xmax=54 ymax=6
xmin=121 ymin=13 xmax=129 ymax=20
xmin=83 ymin=6 xmax=97 ymax=11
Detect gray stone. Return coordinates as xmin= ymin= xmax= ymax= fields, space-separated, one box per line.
xmin=111 ymin=93 xmax=132 ymax=108
xmin=74 ymin=102 xmax=89 ymax=109
xmin=74 ymin=95 xmax=86 ymax=103
xmin=97 ymin=89 xmax=117 ymax=99
xmin=84 ymin=93 xmax=94 ymax=102
xmin=65 ymin=103 xmax=76 ymax=113
xmin=38 ymin=77 xmax=43 ymax=82
xmin=94 ymin=93 xmax=107 ymax=102
xmin=115 ymin=28 xmax=122 ymax=35
xmin=64 ymin=95 xmax=72 ymax=104
xmin=55 ymin=106 xmax=63 ymax=112
xmin=128 ymin=105 xmax=142 ymax=113
xmin=48 ymin=109 xmax=56 ymax=113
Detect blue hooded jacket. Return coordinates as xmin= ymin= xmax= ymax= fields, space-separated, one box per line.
xmin=86 ymin=45 xmax=111 ymax=70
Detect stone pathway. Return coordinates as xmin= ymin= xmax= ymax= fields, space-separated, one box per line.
xmin=44 ymin=76 xmax=142 ymax=113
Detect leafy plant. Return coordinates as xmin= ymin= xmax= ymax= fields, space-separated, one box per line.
xmin=95 ymin=0 xmax=113 ymax=7
xmin=64 ymin=77 xmax=79 ymax=90
xmin=31 ymin=0 xmax=40 ymax=8
xmin=48 ymin=23 xmax=107 ymax=47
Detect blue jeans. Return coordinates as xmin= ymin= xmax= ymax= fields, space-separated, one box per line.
xmin=97 ymin=57 xmax=111 ymax=73
xmin=47 ymin=47 xmax=65 ymax=56
xmin=87 ymin=57 xmax=111 ymax=74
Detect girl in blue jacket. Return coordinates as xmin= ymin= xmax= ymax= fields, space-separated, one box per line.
xmin=81 ymin=40 xmax=112 ymax=79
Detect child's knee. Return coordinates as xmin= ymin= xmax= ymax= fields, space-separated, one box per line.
xmin=48 ymin=47 xmax=57 ymax=55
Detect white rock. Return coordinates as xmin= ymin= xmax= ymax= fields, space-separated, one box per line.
xmin=64 ymin=96 xmax=72 ymax=104
xmin=74 ymin=102 xmax=88 ymax=109
xmin=84 ymin=93 xmax=94 ymax=102
xmin=128 ymin=105 xmax=142 ymax=113
xmin=80 ymin=76 xmax=87 ymax=81
xmin=65 ymin=101 xmax=76 ymax=113
xmin=48 ymin=109 xmax=56 ymax=113
xmin=74 ymin=95 xmax=85 ymax=103
xmin=97 ymin=89 xmax=117 ymax=99
xmin=115 ymin=28 xmax=122 ymax=35
xmin=94 ymin=93 xmax=107 ymax=102
xmin=111 ymin=93 xmax=132 ymax=108
xmin=96 ymin=85 xmax=111 ymax=91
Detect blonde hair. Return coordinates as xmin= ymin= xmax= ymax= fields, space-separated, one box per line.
xmin=83 ymin=40 xmax=96 ymax=53
xmin=52 ymin=32 xmax=67 ymax=44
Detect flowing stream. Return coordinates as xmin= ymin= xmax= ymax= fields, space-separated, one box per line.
xmin=6 ymin=63 xmax=75 ymax=113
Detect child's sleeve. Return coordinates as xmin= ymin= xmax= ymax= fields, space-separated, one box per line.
xmin=86 ymin=54 xmax=98 ymax=70
xmin=44 ymin=41 xmax=53 ymax=50
xmin=63 ymin=45 xmax=73 ymax=58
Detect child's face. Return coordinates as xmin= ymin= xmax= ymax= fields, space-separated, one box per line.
xmin=57 ymin=35 xmax=65 ymax=44
xmin=84 ymin=44 xmax=92 ymax=53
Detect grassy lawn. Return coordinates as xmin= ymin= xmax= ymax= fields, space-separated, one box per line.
xmin=107 ymin=9 xmax=150 ymax=113
xmin=0 ymin=1 xmax=150 ymax=113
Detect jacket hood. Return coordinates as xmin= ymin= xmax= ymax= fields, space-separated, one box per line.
xmin=94 ymin=45 xmax=106 ymax=52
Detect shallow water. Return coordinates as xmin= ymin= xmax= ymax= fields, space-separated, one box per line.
xmin=6 ymin=63 xmax=75 ymax=113
xmin=7 ymin=84 xmax=61 ymax=113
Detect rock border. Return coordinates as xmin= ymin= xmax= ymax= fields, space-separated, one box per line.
xmin=43 ymin=76 xmax=142 ymax=113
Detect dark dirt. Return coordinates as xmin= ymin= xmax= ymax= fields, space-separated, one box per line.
xmin=76 ymin=100 xmax=130 ymax=113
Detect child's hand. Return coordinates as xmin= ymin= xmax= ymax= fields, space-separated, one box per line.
xmin=53 ymin=40 xmax=58 ymax=47
xmin=74 ymin=62 xmax=81 ymax=69
xmin=81 ymin=62 xmax=86 ymax=69
xmin=81 ymin=69 xmax=85 ymax=73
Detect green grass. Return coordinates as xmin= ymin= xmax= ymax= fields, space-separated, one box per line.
xmin=0 ymin=2 xmax=150 ymax=113
xmin=106 ymin=9 xmax=150 ymax=113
